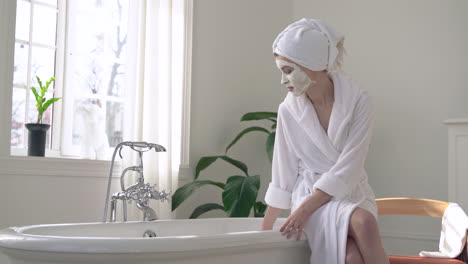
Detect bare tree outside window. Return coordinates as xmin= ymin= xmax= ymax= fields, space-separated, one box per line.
xmin=70 ymin=0 xmax=128 ymax=152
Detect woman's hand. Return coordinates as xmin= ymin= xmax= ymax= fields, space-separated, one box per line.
xmin=280 ymin=206 xmax=311 ymax=240
xmin=280 ymin=189 xmax=332 ymax=240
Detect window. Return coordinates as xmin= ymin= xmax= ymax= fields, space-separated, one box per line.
xmin=11 ymin=0 xmax=130 ymax=159
xmin=11 ymin=0 xmax=58 ymax=150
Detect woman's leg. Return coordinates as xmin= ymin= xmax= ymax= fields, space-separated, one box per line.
xmin=348 ymin=208 xmax=390 ymax=264
xmin=346 ymin=236 xmax=364 ymax=264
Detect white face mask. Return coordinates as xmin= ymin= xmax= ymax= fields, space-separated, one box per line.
xmin=275 ymin=59 xmax=316 ymax=96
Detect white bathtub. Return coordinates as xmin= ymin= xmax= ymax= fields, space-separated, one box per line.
xmin=0 ymin=217 xmax=310 ymax=264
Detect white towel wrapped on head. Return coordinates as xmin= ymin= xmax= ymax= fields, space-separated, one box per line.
xmin=272 ymin=18 xmax=346 ymax=73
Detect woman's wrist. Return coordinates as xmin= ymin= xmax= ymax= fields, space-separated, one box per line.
xmin=261 ymin=222 xmax=274 ymax=230
xmin=261 ymin=205 xmax=281 ymax=230
xmin=300 ymin=189 xmax=332 ymax=215
xmin=299 ymin=201 xmax=318 ymax=216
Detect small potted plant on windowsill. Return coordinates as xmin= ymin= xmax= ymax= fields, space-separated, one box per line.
xmin=25 ymin=76 xmax=61 ymax=157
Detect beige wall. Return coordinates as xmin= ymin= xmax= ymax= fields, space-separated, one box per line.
xmin=293 ymin=0 xmax=468 ymax=255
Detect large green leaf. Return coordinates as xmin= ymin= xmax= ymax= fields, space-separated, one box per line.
xmin=189 ymin=203 xmax=225 ymax=219
xmin=266 ymin=132 xmax=276 ymax=162
xmin=225 ymin=126 xmax=270 ymax=154
xmin=171 ymin=180 xmax=225 ymax=211
xmin=241 ymin=112 xmax=277 ymax=122
xmin=222 ymin=175 xmax=260 ymax=217
xmin=219 ymin=156 xmax=248 ymax=176
xmin=254 ymin=201 xmax=267 ymax=217
xmin=195 ymin=155 xmax=248 ymax=179
xmin=195 ymin=156 xmax=218 ymax=180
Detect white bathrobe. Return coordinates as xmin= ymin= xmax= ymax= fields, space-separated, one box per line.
xmin=265 ymin=70 xmax=378 ymax=264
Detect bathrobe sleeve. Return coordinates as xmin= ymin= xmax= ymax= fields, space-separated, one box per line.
xmin=312 ymin=92 xmax=375 ymax=200
xmin=264 ymin=104 xmax=299 ymax=209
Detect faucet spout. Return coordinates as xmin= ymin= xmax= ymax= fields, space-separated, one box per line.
xmin=136 ymin=202 xmax=158 ymax=221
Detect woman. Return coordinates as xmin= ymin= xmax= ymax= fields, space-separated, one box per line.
xmin=260 ymin=18 xmax=390 ymax=264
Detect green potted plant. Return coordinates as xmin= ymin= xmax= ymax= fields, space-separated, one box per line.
xmin=25 ymin=76 xmax=61 ymax=157
xmin=171 ymin=112 xmax=277 ymax=218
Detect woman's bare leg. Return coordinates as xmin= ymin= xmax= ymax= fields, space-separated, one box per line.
xmin=346 ymin=236 xmax=364 ymax=264
xmin=348 ymin=208 xmax=390 ymax=264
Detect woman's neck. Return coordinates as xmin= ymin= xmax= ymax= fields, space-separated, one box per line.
xmin=306 ymin=72 xmax=334 ymax=107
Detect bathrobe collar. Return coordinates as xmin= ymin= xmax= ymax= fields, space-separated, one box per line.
xmin=283 ymin=71 xmax=362 ymax=163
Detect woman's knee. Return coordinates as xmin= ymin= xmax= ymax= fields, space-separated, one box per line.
xmin=350 ymin=208 xmax=379 ymax=238
xmin=346 ymin=237 xmax=364 ymax=264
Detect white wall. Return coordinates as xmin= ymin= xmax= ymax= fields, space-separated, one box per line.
xmin=0 ymin=157 xmax=129 ymax=263
xmin=0 ymin=157 xmax=159 ymax=263
xmin=292 ymin=0 xmax=468 ymax=255
xmin=176 ymin=0 xmax=294 ymax=219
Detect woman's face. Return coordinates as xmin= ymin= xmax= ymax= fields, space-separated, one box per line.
xmin=275 ymin=56 xmax=315 ymax=97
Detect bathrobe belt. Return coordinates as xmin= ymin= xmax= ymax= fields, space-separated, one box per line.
xmin=296 ymin=165 xmax=366 ymax=206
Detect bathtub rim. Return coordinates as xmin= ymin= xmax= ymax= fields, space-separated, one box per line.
xmin=0 ymin=217 xmax=308 ymax=254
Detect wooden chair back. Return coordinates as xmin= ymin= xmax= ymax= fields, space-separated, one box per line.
xmin=375 ymin=197 xmax=468 ymax=263
xmin=376 ymin=197 xmax=451 ymax=217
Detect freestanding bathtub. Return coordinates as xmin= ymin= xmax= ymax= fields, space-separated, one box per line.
xmin=0 ymin=217 xmax=310 ymax=264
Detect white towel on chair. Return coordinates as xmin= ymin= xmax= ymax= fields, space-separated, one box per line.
xmin=419 ymin=203 xmax=468 ymax=258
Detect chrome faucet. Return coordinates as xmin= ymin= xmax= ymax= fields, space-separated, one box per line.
xmin=103 ymin=141 xmax=171 ymax=222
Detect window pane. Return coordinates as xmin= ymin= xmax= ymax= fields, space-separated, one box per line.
xmin=64 ymin=0 xmax=129 ymax=156
xmin=15 ymin=0 xmax=31 ymax=41
xmin=32 ymin=4 xmax=57 ymax=46
xmin=72 ymin=99 xmax=81 ymax=146
xmin=30 ymin=46 xmax=56 ymax=87
xmin=11 ymin=88 xmax=26 ymax=148
xmin=108 ymin=65 xmax=125 ymax=97
xmin=68 ymin=0 xmax=128 ymax=97
xmin=13 ymin=43 xmax=29 ymax=86
xmin=35 ymin=0 xmax=58 ymax=6
xmin=106 ymin=101 xmax=123 ymax=147
xmin=73 ymin=98 xmax=107 ymax=147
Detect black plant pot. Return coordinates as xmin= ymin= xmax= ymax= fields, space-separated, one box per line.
xmin=25 ymin=123 xmax=50 ymax=157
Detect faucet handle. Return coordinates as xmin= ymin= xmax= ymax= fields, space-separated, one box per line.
xmin=146 ymin=184 xmax=171 ymax=201
xmin=152 ymin=189 xmax=171 ymax=202
xmin=124 ymin=183 xmax=171 ymax=205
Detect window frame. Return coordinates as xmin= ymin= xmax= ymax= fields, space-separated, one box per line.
xmin=0 ymin=0 xmax=16 ymax=158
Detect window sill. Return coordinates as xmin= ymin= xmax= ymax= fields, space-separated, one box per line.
xmin=0 ymin=155 xmax=121 ymax=178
